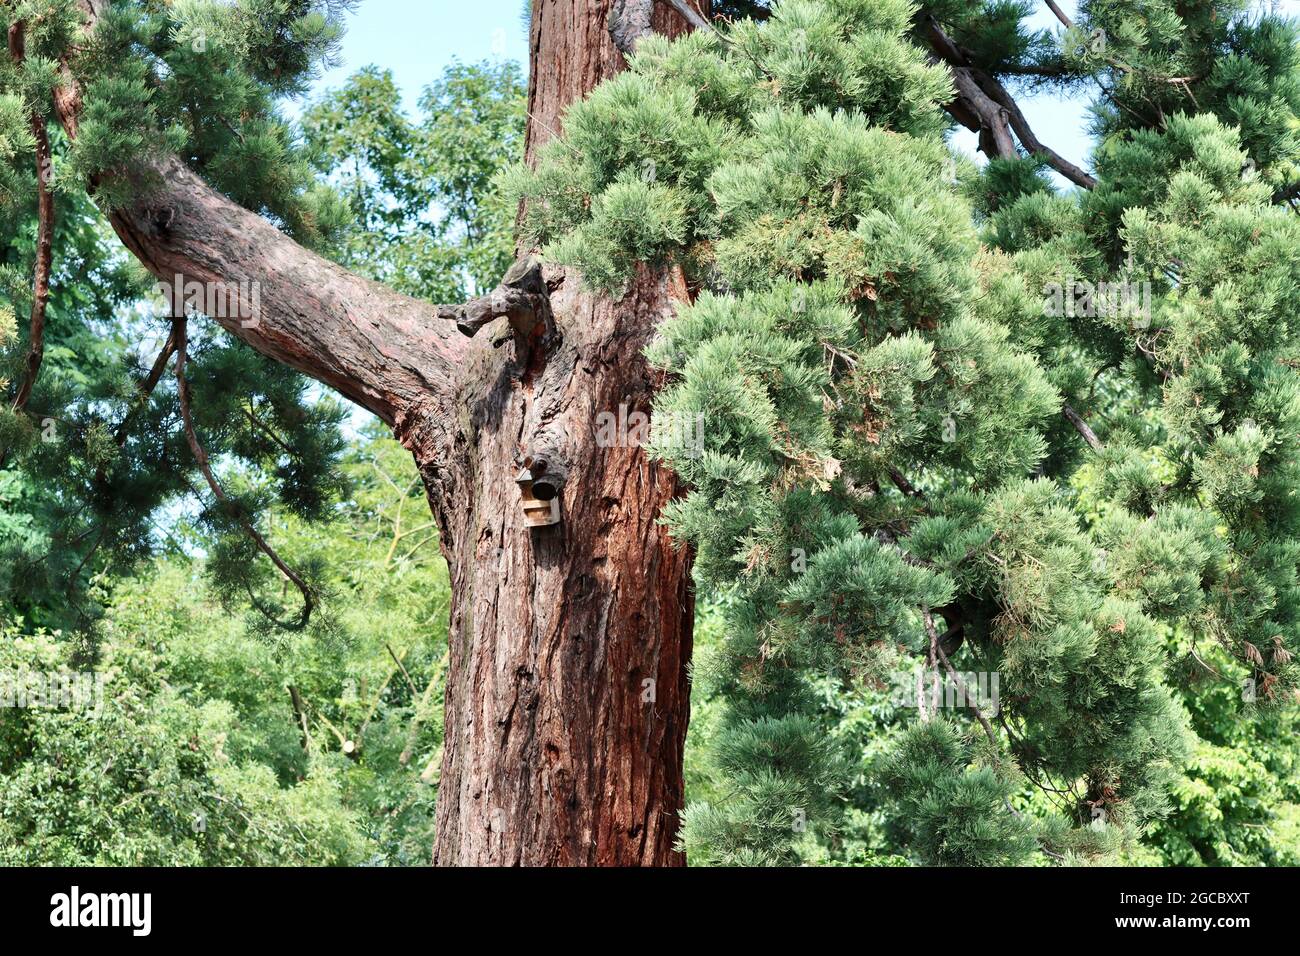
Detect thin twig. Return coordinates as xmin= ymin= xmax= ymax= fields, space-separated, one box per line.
xmin=174 ymin=314 xmax=314 ymax=629
xmin=399 ymin=649 xmax=449 ymax=767
xmin=114 ymin=330 xmax=177 ymax=447
xmin=386 ymin=642 xmax=420 ymax=696
xmin=925 ymin=607 xmax=998 ymax=747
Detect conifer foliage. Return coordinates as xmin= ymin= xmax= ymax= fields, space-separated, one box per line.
xmin=509 ymin=0 xmax=1300 ymax=864
xmin=0 ymin=3 xmax=518 ymax=641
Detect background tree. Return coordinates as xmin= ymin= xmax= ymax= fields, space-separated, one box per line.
xmin=302 ymin=59 xmax=524 ymax=300
xmin=0 ymin=0 xmax=706 ymax=866
xmin=0 ymin=426 xmax=451 ymax=865
xmin=0 ymin=32 xmax=525 ymax=862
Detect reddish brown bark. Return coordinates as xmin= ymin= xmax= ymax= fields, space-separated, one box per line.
xmin=426 ymin=0 xmax=703 ymax=866
xmin=53 ymin=0 xmax=704 ymax=865
xmin=525 ymin=0 xmax=696 ymax=162
xmin=418 ymin=261 xmax=695 ymax=865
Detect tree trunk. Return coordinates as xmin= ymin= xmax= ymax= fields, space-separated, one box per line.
xmin=53 ymin=0 xmax=704 ymax=865
xmin=417 ymin=261 xmax=695 ymax=865
xmin=423 ymin=0 xmax=703 ymax=866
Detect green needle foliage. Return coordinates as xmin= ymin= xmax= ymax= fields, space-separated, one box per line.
xmin=0 ymin=0 xmax=521 ymax=643
xmin=0 ymin=0 xmax=363 ymax=639
xmin=509 ymin=0 xmax=1300 ymax=865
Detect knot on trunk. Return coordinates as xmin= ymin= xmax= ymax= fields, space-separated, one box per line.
xmin=437 ymin=255 xmax=552 ymax=348
xmin=150 ymin=205 xmax=177 ymax=234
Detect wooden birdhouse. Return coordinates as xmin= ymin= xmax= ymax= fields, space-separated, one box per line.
xmin=516 ymin=466 xmax=561 ymax=527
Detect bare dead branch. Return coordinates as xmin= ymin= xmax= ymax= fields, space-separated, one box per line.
xmin=386 ymin=642 xmax=420 ymax=697
xmin=288 ymin=684 xmax=311 ymax=750
xmin=663 ymin=0 xmax=711 ymax=31
xmin=437 ymin=255 xmax=551 ymax=342
xmin=925 ymin=16 xmax=1097 ymax=189
xmin=399 ymin=649 xmax=449 ymax=766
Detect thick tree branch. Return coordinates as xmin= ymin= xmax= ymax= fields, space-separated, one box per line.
xmin=112 ymin=155 xmax=467 ymax=429
xmin=971 ymin=70 xmax=1097 ymax=189
xmin=949 ymin=64 xmax=1018 ymax=160
xmin=662 ymin=0 xmax=710 ymax=31
xmin=53 ymin=3 xmax=471 ymax=437
xmin=1043 ymin=0 xmax=1072 ymax=29
xmin=1062 ymin=403 xmax=1103 ymax=452
xmin=924 ymin=16 xmax=1097 ymax=189
xmin=888 ymin=466 xmax=925 ymax=500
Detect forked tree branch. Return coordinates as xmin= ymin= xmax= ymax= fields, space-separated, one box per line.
xmin=971 ymin=69 xmax=1097 ymax=188
xmin=925 ymin=13 xmax=1108 ymax=452
xmin=52 ymin=1 xmax=471 ymax=440
xmin=924 ymin=15 xmax=1097 ymax=189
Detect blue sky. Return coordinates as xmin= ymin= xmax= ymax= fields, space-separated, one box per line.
xmin=310 ymin=0 xmax=1300 ymax=192
xmin=312 ymin=0 xmax=531 ymax=110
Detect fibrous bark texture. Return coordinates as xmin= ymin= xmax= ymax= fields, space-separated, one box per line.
xmin=428 ymin=0 xmax=704 ymax=865
xmin=423 ymin=262 xmax=696 ymax=865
